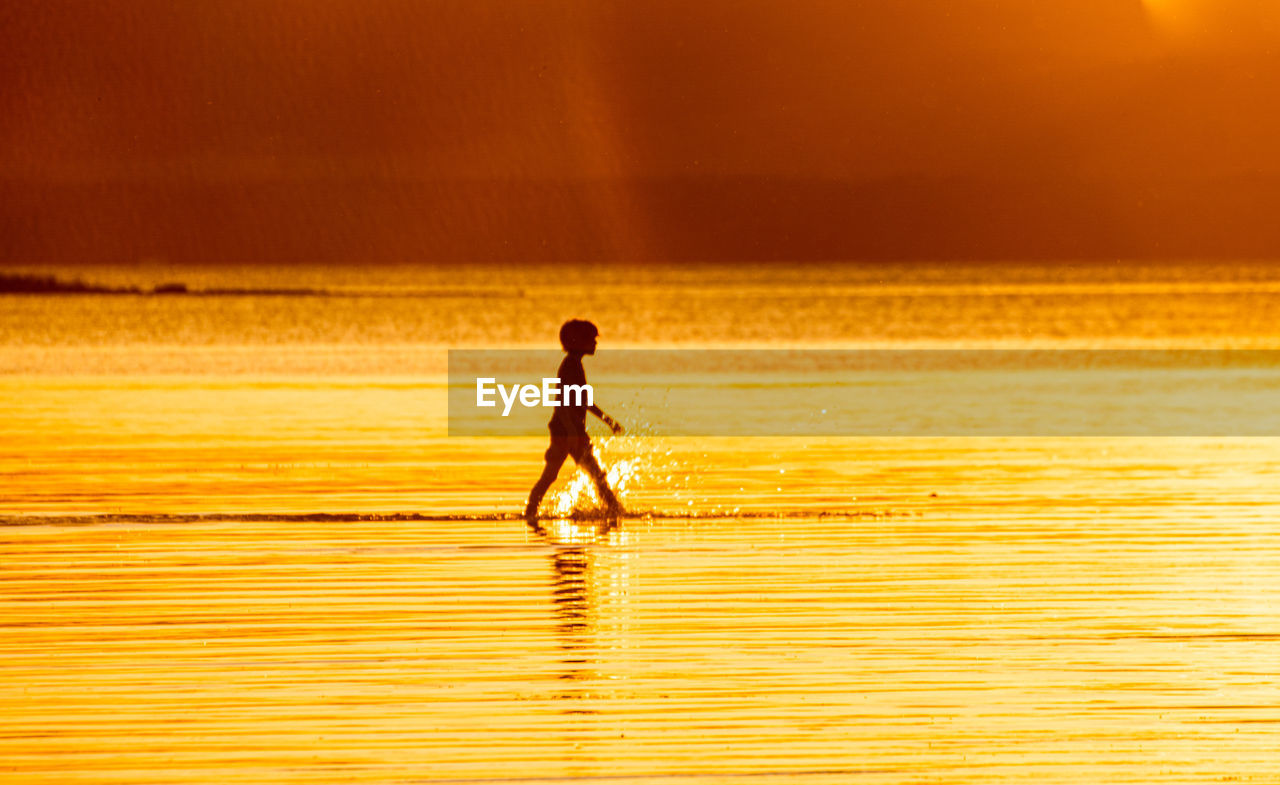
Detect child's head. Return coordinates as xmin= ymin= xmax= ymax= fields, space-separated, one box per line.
xmin=559 ymin=319 xmax=599 ymax=354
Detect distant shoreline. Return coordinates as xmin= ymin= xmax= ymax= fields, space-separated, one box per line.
xmin=0 ymin=272 xmax=144 ymax=295
xmin=0 ymin=272 xmax=325 ymax=296
xmin=0 ymin=272 xmax=515 ymax=298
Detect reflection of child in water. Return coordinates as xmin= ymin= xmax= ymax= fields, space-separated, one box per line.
xmin=524 ymin=320 xmax=625 ymax=520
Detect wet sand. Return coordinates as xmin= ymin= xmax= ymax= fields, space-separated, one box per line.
xmin=3 ymin=508 xmax=1277 ymax=784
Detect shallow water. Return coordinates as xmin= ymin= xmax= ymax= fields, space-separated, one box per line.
xmin=2 ymin=509 xmax=1278 ymax=784
xmin=3 ymin=261 xmax=1280 ymax=782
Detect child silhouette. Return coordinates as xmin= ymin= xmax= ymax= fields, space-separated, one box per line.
xmin=524 ymin=320 xmax=624 ymax=519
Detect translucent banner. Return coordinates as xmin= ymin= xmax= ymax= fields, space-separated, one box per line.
xmin=448 ymin=350 xmax=1280 ymax=436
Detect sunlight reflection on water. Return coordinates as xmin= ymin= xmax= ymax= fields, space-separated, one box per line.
xmin=5 ymin=262 xmax=1280 ymax=782
xmin=2 ymin=511 xmax=1278 ymax=783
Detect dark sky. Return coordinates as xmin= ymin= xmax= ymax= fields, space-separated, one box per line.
xmin=5 ymin=0 xmax=1280 ymax=264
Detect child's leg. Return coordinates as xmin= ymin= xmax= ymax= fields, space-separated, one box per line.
xmin=574 ymin=443 xmax=622 ymax=513
xmin=526 ymin=441 xmax=569 ymax=518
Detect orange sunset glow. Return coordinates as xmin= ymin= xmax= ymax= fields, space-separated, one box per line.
xmin=5 ymin=3 xmax=1280 ymax=784
xmin=5 ymin=0 xmax=1280 ymax=262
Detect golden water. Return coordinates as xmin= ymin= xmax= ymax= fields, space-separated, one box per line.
xmin=3 ymin=508 xmax=1278 ymax=783
xmin=3 ymin=261 xmax=1280 ymax=782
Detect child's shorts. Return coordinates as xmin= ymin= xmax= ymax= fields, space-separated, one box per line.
xmin=545 ymin=434 xmax=593 ymax=465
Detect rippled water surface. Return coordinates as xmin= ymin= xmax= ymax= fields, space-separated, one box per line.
xmin=3 ymin=509 xmax=1279 ymax=784
xmin=3 ymin=261 xmax=1280 ymax=782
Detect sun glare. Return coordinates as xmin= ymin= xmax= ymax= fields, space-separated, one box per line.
xmin=1144 ymin=0 xmax=1280 ymax=47
xmin=1143 ymin=0 xmax=1200 ymax=38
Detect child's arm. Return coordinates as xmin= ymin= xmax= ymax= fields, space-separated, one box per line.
xmin=589 ymin=405 xmax=624 ymax=435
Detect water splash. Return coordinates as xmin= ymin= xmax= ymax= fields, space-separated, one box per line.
xmin=549 ymin=450 xmax=644 ymax=518
xmin=542 ymin=428 xmax=699 ymax=518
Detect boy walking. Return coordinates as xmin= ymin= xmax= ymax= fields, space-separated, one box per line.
xmin=524 ymin=320 xmax=625 ymax=519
